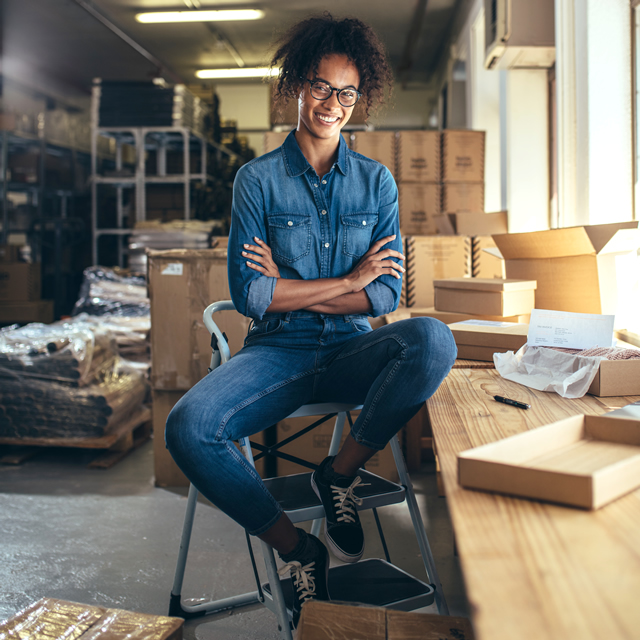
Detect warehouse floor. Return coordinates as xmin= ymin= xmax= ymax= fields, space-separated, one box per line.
xmin=0 ymin=438 xmax=469 ymax=638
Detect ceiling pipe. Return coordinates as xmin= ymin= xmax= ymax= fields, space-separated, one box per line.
xmin=72 ymin=0 xmax=185 ymax=84
xmin=397 ymin=0 xmax=429 ymax=86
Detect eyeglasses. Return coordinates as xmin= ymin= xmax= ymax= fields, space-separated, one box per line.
xmin=302 ymin=79 xmax=362 ymax=107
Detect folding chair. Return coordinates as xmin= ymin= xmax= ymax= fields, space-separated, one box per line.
xmin=168 ymin=300 xmax=449 ymax=639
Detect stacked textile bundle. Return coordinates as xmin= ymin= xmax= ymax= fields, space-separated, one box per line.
xmin=0 ymin=364 xmax=148 ymax=439
xmin=0 ymin=320 xmax=149 ymax=440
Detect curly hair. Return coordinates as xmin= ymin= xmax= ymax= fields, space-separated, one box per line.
xmin=269 ymin=12 xmax=393 ymax=119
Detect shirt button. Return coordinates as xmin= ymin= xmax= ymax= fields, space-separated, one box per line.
xmin=287 ymin=221 xmax=293 ymax=226
xmin=362 ymin=221 xmax=367 ymax=225
xmin=322 ymin=180 xmax=327 ymax=185
xmin=313 ymin=183 xmax=318 ymax=188
xmin=321 ymin=210 xmax=327 ymax=215
xmin=324 ymin=243 xmax=330 ymax=248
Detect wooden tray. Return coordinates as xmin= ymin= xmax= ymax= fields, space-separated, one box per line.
xmin=458 ymin=413 xmax=640 ymax=509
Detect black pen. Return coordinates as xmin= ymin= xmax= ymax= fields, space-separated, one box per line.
xmin=494 ymin=395 xmax=530 ymax=410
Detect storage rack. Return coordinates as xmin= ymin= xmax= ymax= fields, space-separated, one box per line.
xmin=90 ymin=84 xmax=240 ymax=266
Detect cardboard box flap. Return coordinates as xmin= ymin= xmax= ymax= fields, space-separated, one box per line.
xmin=434 ymin=277 xmax=537 ymax=292
xmin=493 ymin=228 xmax=597 ymax=259
xmin=493 ymin=222 xmax=640 ymax=260
xmin=146 ymin=247 xmax=227 ymax=260
xmin=584 ymin=222 xmax=639 ymax=254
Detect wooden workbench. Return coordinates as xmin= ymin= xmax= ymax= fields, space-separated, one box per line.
xmin=426 ymin=368 xmax=640 ymax=640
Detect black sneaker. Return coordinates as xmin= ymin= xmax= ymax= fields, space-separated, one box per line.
xmin=278 ymin=532 xmax=330 ymax=628
xmin=311 ymin=456 xmax=368 ymax=563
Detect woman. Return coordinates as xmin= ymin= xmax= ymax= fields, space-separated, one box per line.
xmin=166 ymin=13 xmax=456 ymax=625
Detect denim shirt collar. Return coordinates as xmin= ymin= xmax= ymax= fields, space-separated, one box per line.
xmin=282 ymin=129 xmax=348 ymax=178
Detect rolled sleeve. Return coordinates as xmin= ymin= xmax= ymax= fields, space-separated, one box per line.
xmin=363 ymin=168 xmax=402 ymax=316
xmin=228 ymin=163 xmax=275 ymax=319
xmin=247 ymin=276 xmax=277 ymax=320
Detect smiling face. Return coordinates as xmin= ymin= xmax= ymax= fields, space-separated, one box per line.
xmin=297 ymin=54 xmax=360 ymax=143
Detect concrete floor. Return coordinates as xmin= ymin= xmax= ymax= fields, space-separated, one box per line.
xmin=0 ymin=439 xmax=469 ymax=639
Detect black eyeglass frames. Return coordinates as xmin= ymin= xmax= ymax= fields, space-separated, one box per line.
xmin=302 ymin=79 xmax=362 ymax=107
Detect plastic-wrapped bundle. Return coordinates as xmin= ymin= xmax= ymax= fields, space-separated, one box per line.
xmin=70 ymin=313 xmax=150 ymax=364
xmin=72 ymin=266 xmax=149 ymax=317
xmin=0 ymin=319 xmax=118 ymax=386
xmin=0 ymin=360 xmax=149 ymax=439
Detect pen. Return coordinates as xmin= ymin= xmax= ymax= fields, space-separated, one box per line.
xmin=494 ymin=395 xmax=531 ymax=410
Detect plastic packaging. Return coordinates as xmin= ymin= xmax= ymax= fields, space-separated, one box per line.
xmin=72 ymin=266 xmax=149 ymax=317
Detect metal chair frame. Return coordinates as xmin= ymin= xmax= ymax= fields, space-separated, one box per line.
xmin=168 ymin=300 xmax=449 ymax=639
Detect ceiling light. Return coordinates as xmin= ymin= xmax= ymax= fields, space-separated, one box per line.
xmin=196 ymin=67 xmax=279 ymax=79
xmin=136 ymin=9 xmax=264 ymax=24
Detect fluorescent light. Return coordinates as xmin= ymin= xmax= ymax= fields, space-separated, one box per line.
xmin=196 ymin=67 xmax=279 ymax=79
xmin=136 ymin=9 xmax=264 ymax=23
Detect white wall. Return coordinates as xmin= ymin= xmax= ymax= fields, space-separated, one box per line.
xmin=555 ymin=0 xmax=634 ymax=226
xmin=215 ymin=83 xmax=271 ymax=155
xmin=371 ymin=84 xmax=433 ymax=129
xmin=505 ymin=70 xmax=550 ymax=232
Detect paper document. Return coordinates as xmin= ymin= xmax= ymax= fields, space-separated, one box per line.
xmin=527 ymin=309 xmax=614 ymax=350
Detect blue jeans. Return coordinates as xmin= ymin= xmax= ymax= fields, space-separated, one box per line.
xmin=165 ymin=314 xmax=456 ymax=535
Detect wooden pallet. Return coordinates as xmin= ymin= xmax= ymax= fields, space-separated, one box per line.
xmin=0 ymin=406 xmax=152 ymax=469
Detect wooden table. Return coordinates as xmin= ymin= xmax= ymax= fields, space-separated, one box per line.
xmin=426 ymin=368 xmax=640 ymax=640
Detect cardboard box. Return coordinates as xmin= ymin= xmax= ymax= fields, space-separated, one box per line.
xmin=396 ymin=130 xmax=441 ymax=182
xmin=296 ymin=600 xmax=475 ymax=640
xmin=351 ymin=131 xmax=396 ymax=177
xmin=152 ymin=389 xmax=266 ymax=487
xmin=276 ymin=413 xmax=399 ymax=482
xmin=398 ymin=183 xmax=441 ymax=235
xmin=436 ymin=211 xmax=508 ymax=236
xmin=588 ymin=359 xmax=640 ymax=397
xmin=0 ymin=299 xmax=54 ymax=325
xmin=404 ymin=236 xmax=470 ymax=307
xmin=441 ymin=182 xmax=485 ymax=214
xmin=492 ymin=222 xmax=640 ymax=327
xmin=0 ymin=262 xmax=41 ymax=301
xmin=434 ymin=278 xmax=536 ymax=316
xmin=458 ymin=413 xmax=640 ymax=510
xmin=263 ymin=131 xmax=289 ymax=155
xmin=441 ymin=129 xmax=485 ymax=182
xmin=472 ymin=235 xmax=505 ymax=278
xmin=0 ymin=245 xmax=20 ymax=262
xmin=148 ymin=248 xmax=251 ymax=390
xmin=0 ymin=598 xmax=183 ymax=640
xmin=447 ymin=320 xmax=529 ymax=361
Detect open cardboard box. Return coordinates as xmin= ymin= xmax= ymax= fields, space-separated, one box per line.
xmin=448 ymin=320 xmax=529 ymax=361
xmin=434 ymin=277 xmax=536 ymax=317
xmin=491 ymin=221 xmax=640 ymax=328
xmin=458 ymin=413 xmax=640 ymax=509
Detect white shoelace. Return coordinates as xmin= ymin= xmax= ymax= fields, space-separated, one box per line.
xmin=331 ymin=476 xmax=369 ymax=524
xmin=278 ymin=560 xmax=317 ymax=602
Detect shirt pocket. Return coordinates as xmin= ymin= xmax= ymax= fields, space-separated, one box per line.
xmin=341 ymin=212 xmax=379 ymax=258
xmin=267 ymin=213 xmax=312 ymax=263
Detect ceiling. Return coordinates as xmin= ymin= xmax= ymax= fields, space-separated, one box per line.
xmin=3 ymin=0 xmax=465 ymax=101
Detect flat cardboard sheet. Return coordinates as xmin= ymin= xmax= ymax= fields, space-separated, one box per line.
xmin=0 ymin=598 xmax=183 ymax=640
xmin=458 ymin=414 xmax=640 ymax=509
xmin=295 ymin=600 xmax=475 ymax=640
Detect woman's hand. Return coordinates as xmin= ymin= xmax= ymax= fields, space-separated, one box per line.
xmin=242 ymin=237 xmax=280 ymax=278
xmin=346 ymin=235 xmax=405 ymax=292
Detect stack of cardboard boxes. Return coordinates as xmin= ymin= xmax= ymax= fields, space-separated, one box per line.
xmin=0 ymin=247 xmax=53 ymax=325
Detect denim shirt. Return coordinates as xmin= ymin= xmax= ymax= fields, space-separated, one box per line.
xmin=228 ymin=130 xmax=402 ymax=320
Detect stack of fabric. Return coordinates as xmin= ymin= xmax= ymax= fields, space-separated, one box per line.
xmin=0 ymin=320 xmax=148 ymax=440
